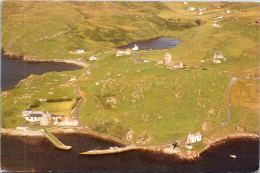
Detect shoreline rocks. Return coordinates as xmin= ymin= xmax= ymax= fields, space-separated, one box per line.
xmin=2 ymin=48 xmax=89 ymax=68
xmin=1 ymin=128 xmax=258 ymax=161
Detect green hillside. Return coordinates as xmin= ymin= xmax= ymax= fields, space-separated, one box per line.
xmin=1 ymin=1 xmax=259 ymax=147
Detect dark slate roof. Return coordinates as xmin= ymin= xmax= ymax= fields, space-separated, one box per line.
xmin=28 ymin=114 xmax=43 ymax=117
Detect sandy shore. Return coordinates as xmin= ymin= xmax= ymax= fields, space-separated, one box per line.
xmin=1 ymin=128 xmax=258 ymax=161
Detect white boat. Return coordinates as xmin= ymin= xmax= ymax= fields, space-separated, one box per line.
xmin=229 ymin=155 xmax=237 ymax=158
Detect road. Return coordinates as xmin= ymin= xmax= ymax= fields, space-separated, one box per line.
xmin=160 ymin=1 xmax=209 ymax=39
xmin=72 ymin=68 xmax=92 ymax=129
xmin=204 ymin=75 xmax=260 ymax=136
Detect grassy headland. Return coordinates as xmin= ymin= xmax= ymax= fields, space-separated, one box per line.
xmin=1 ymin=2 xmax=259 ymax=148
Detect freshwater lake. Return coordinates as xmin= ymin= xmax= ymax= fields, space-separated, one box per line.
xmin=117 ymin=37 xmax=180 ymax=50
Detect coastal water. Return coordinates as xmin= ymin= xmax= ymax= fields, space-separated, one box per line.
xmin=1 ymin=134 xmax=259 ymax=172
xmin=1 ymin=53 xmax=80 ymax=90
xmin=117 ymin=37 xmax=180 ymax=50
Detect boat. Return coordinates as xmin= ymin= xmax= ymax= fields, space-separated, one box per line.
xmin=229 ymin=155 xmax=237 ymax=158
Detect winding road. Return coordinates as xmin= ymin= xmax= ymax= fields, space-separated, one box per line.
xmin=72 ymin=68 xmax=92 ymax=129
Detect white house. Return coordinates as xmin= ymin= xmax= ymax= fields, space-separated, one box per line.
xmin=26 ymin=113 xmax=43 ymax=122
xmin=198 ymin=8 xmax=207 ymax=11
xmin=211 ymin=22 xmax=221 ymax=28
xmin=186 ymin=132 xmax=202 ymax=144
xmin=132 ymin=44 xmax=139 ymax=50
xmin=188 ymin=7 xmax=196 ymax=11
xmin=90 ymin=56 xmax=97 ymax=61
xmin=76 ymin=49 xmax=84 ymax=54
xmin=214 ymin=53 xmax=224 ymax=59
xmin=225 ymin=9 xmax=231 ymax=14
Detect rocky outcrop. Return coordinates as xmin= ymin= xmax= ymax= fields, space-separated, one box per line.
xmin=2 ymin=48 xmax=89 ymax=68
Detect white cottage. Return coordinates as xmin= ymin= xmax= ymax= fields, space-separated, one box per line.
xmin=186 ymin=132 xmax=202 ymax=144
xmin=214 ymin=53 xmax=224 ymax=59
xmin=132 ymin=44 xmax=139 ymax=50
xmin=188 ymin=7 xmax=196 ymax=11
xmin=90 ymin=56 xmax=97 ymax=61
xmin=225 ymin=9 xmax=231 ymax=14
xmin=211 ymin=22 xmax=221 ymax=28
xmin=76 ymin=49 xmax=84 ymax=54
xmin=26 ymin=113 xmax=43 ymax=122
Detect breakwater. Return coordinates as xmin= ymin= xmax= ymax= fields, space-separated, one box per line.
xmin=2 ymin=133 xmax=259 ymax=172
xmin=41 ymin=129 xmax=72 ymax=150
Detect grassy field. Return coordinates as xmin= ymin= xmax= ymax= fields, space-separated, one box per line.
xmin=229 ymin=79 xmax=259 ymax=109
xmin=78 ymin=53 xmax=231 ymax=145
xmin=1 ymin=69 xmax=85 ymax=128
xmin=31 ymin=100 xmax=76 ymax=115
xmin=1 ymin=2 xmax=259 ymax=148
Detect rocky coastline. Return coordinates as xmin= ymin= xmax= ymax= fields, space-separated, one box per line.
xmin=1 ymin=128 xmax=258 ymax=162
xmin=2 ymin=49 xmax=89 ymax=68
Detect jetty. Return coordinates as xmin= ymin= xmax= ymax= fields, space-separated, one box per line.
xmin=79 ymin=144 xmax=140 ymax=155
xmin=41 ymin=129 xmax=72 ymax=150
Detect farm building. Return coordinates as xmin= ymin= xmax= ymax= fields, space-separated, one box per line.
xmin=186 ymin=132 xmax=202 ymax=144
xmin=173 ymin=62 xmax=183 ymax=68
xmin=213 ymin=59 xmax=221 ymax=64
xmin=116 ymin=49 xmax=131 ymax=57
xmin=164 ymin=52 xmax=183 ymax=69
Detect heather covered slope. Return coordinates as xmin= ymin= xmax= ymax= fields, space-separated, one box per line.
xmin=1 ymin=1 xmax=197 ymax=60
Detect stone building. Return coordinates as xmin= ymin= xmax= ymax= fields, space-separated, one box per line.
xmin=40 ymin=113 xmax=51 ymax=126
xmin=164 ymin=52 xmax=172 ymax=65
